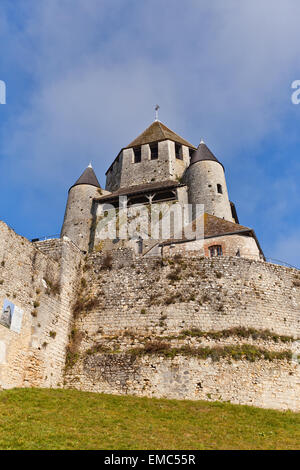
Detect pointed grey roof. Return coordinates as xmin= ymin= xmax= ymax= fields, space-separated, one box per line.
xmin=126 ymin=121 xmax=196 ymax=149
xmin=70 ymin=164 xmax=101 ymax=191
xmin=189 ymin=140 xmax=223 ymax=169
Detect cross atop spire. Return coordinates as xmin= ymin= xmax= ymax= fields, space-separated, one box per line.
xmin=155 ymin=104 xmax=160 ymax=121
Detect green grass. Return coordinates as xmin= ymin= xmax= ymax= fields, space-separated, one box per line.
xmin=0 ymin=388 xmax=299 ymax=450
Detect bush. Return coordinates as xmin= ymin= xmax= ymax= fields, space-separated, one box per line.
xmin=102 ymin=254 xmax=113 ymax=270
xmin=129 ymin=343 xmax=292 ymax=362
xmin=72 ymin=296 xmax=98 ymax=318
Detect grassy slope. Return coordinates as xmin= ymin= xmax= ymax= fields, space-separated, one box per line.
xmin=0 ymin=388 xmax=299 ymax=450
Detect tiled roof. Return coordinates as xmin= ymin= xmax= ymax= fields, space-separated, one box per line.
xmin=202 ymin=213 xmax=249 ymax=238
xmin=190 ymin=141 xmax=223 ymax=167
xmin=163 ymin=213 xmax=251 ymax=243
xmin=70 ymin=166 xmax=100 ymax=190
xmin=126 ymin=121 xmax=196 ymax=149
xmin=96 ymin=180 xmax=182 ymax=201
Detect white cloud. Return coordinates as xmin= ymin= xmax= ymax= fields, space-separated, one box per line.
xmin=0 ymin=0 xmax=300 ymax=248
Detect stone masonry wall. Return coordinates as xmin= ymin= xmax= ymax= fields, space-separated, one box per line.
xmin=0 ymin=222 xmax=82 ymax=389
xmin=0 ymin=223 xmax=299 ymax=411
xmin=161 ymin=234 xmax=261 ymax=260
xmin=64 ymin=249 xmax=300 ymax=411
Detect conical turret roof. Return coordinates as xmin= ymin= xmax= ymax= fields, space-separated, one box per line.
xmin=70 ymin=164 xmax=100 ymax=190
xmin=189 ymin=140 xmax=223 ymax=168
xmin=126 ymin=121 xmax=196 ymax=149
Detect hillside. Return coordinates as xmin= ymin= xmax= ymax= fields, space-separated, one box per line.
xmin=0 ymin=388 xmax=299 ymax=450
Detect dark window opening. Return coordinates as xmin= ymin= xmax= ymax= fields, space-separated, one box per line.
xmin=209 ymin=245 xmax=223 ymax=257
xmin=152 ymin=190 xmax=177 ymax=202
xmin=189 ymin=148 xmax=194 ymax=160
xmin=175 ymin=143 xmax=183 ymax=160
xmin=133 ymin=147 xmax=141 ymax=163
xmin=127 ymin=195 xmax=149 ymax=206
xmin=150 ymin=143 xmax=158 ymax=160
xmin=217 ymin=184 xmax=223 ymax=194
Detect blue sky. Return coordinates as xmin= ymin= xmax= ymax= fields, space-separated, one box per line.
xmin=0 ymin=0 xmax=299 ymax=266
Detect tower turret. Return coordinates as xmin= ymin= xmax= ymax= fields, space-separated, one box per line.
xmin=186 ymin=140 xmax=234 ymax=222
xmin=60 ymin=164 xmax=101 ymax=252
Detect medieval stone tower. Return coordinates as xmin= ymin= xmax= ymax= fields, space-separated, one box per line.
xmin=61 ymin=164 xmax=101 ymax=252
xmin=60 ymin=120 xmax=262 ymax=260
xmin=185 ymin=140 xmax=234 ymax=222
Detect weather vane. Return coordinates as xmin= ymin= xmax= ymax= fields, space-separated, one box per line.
xmin=155 ymin=104 xmax=160 ymax=121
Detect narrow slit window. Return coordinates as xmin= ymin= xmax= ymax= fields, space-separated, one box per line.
xmin=150 ymin=143 xmax=158 ymax=160
xmin=175 ymin=143 xmax=183 ymax=160
xmin=217 ymin=184 xmax=223 ymax=194
xmin=133 ymin=147 xmax=141 ymax=163
xmin=189 ymin=148 xmax=194 ymax=160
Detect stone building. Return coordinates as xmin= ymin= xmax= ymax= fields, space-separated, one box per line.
xmin=0 ymin=118 xmax=298 ymax=412
xmin=61 ymin=120 xmax=264 ymax=261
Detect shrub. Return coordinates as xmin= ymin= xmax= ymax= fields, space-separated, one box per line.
xmin=167 ymin=267 xmax=181 ymax=282
xmin=201 ymin=293 xmax=210 ymax=303
xmin=86 ymin=344 xmax=112 ymax=355
xmin=65 ymin=329 xmax=84 ymax=369
xmin=44 ymin=278 xmax=61 ymax=296
xmin=102 ymin=254 xmax=113 ymax=270
xmin=72 ymin=296 xmax=98 ymax=318
xmin=164 ymin=295 xmax=177 ymax=305
xmin=129 ymin=343 xmax=292 ymax=362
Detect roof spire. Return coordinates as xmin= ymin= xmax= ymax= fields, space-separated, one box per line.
xmin=70 ymin=165 xmax=100 ymax=191
xmin=88 ymin=162 xmax=92 ymax=168
xmin=189 ymin=140 xmax=224 ymax=169
xmin=155 ymin=104 xmax=160 ymax=122
xmin=200 ymin=138 xmax=205 ymax=144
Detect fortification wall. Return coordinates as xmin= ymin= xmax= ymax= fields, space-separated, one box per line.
xmin=0 ymin=225 xmax=299 ymax=411
xmin=0 ymin=222 xmax=82 ymax=389
xmin=70 ymin=251 xmax=300 ymax=336
xmin=64 ymin=250 xmax=300 ymax=410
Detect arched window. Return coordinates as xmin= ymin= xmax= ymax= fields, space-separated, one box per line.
xmin=217 ymin=184 xmax=223 ymax=194
xmin=209 ymin=245 xmax=223 ymax=257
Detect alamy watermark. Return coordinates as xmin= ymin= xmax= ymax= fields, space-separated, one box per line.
xmin=292 ymin=339 xmax=300 ymax=366
xmin=291 ymin=80 xmax=300 ymax=104
xmin=0 ymin=80 xmax=6 ymax=104
xmin=95 ymin=198 xmax=204 ymax=241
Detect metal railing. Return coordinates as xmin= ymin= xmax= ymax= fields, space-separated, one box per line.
xmin=266 ymin=257 xmax=299 ymax=270
xmin=31 ymin=234 xmax=60 ymax=242
xmin=29 ymin=234 xmax=300 ymax=271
